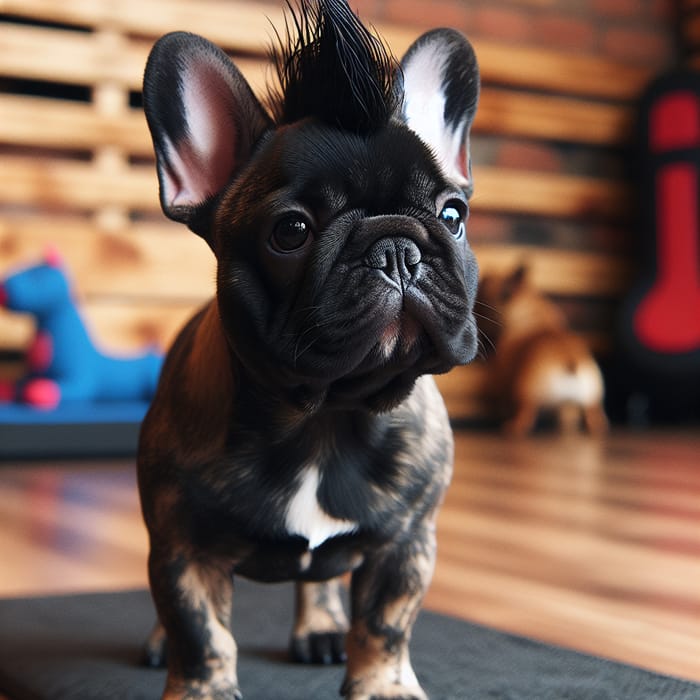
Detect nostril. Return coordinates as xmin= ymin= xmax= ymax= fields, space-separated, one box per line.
xmin=403 ymin=241 xmax=421 ymax=267
xmin=364 ymin=237 xmax=422 ymax=291
xmin=365 ymin=239 xmax=395 ymax=271
xmin=365 ymin=238 xmax=421 ymax=270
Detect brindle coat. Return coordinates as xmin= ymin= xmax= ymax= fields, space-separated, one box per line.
xmin=138 ymin=1 xmax=479 ymax=698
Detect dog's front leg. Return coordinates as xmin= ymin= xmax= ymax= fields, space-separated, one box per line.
xmin=148 ymin=548 xmax=240 ymax=700
xmin=290 ymin=578 xmax=349 ymax=664
xmin=342 ymin=521 xmax=436 ymax=700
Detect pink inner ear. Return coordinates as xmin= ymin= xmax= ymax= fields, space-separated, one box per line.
xmin=44 ymin=246 xmax=62 ymax=268
xmin=457 ymin=142 xmax=469 ymax=180
xmin=457 ymin=140 xmax=474 ymax=196
xmin=163 ymin=61 xmax=238 ymax=210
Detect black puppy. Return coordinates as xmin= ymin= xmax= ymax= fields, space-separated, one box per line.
xmin=139 ymin=1 xmax=479 ymax=697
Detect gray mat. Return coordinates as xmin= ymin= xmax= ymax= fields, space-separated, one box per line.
xmin=0 ymin=579 xmax=698 ymax=699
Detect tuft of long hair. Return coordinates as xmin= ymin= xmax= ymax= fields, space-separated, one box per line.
xmin=268 ymin=0 xmax=400 ymax=133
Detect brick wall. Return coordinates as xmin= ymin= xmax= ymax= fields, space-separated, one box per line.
xmin=345 ymin=0 xmax=678 ymax=345
xmin=351 ymin=0 xmax=675 ymax=67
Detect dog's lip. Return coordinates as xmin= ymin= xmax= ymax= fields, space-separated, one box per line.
xmin=325 ymin=337 xmax=458 ymax=407
xmin=336 ymin=322 xmax=429 ymax=386
xmin=377 ymin=313 xmax=421 ymax=360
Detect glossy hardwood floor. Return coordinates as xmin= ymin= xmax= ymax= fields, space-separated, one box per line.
xmin=0 ymin=429 xmax=698 ymax=684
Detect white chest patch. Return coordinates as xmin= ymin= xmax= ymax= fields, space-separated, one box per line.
xmin=285 ymin=465 xmax=358 ymax=550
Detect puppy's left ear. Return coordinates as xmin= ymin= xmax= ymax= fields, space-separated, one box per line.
xmin=399 ymin=29 xmax=480 ymax=197
xmin=143 ymin=32 xmax=272 ymax=244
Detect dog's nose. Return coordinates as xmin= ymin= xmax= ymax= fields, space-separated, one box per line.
xmin=364 ymin=237 xmax=422 ymax=290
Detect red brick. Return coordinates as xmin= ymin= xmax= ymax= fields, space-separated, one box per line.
xmin=590 ymin=0 xmax=645 ymax=19
xmin=383 ymin=0 xmax=471 ymax=30
xmin=649 ymin=0 xmax=674 ymax=22
xmin=505 ymin=0 xmax=579 ymax=8
xmin=602 ymin=25 xmax=675 ymax=65
xmin=471 ymin=6 xmax=535 ymax=43
xmin=465 ymin=212 xmax=513 ymax=245
xmin=350 ymin=0 xmax=382 ymax=21
xmin=533 ymin=14 xmax=597 ymax=51
xmin=496 ymin=141 xmax=563 ymax=173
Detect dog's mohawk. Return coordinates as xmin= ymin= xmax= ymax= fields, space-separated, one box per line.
xmin=269 ymin=0 xmax=400 ymax=133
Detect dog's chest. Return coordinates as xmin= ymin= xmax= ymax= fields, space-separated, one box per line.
xmin=284 ymin=464 xmax=358 ymax=549
xmin=231 ymin=460 xmax=369 ymax=582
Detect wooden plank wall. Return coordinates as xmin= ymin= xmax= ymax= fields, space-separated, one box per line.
xmin=0 ymin=0 xmax=677 ymax=419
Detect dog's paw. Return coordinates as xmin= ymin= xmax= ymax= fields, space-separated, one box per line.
xmin=290 ymin=631 xmax=347 ymax=665
xmin=162 ymin=683 xmax=242 ymax=700
xmin=142 ymin=640 xmax=167 ymax=669
xmin=345 ymin=690 xmax=426 ymax=700
xmin=142 ymin=622 xmax=167 ymax=668
xmin=341 ymin=678 xmax=427 ymax=700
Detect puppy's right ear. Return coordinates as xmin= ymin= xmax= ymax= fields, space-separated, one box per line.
xmin=501 ymin=264 xmax=529 ymax=300
xmin=399 ymin=28 xmax=479 ymax=198
xmin=143 ymin=32 xmax=272 ymax=243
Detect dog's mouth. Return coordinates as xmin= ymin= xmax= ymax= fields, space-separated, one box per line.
xmin=322 ymin=308 xmax=467 ymax=410
xmin=375 ymin=312 xmax=422 ymax=360
xmin=250 ymin=271 xmax=477 ymax=412
xmin=278 ymin=308 xmax=474 ymax=412
xmin=276 ymin=307 xmax=431 ymax=412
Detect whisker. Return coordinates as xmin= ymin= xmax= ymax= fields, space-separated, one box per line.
xmin=472 ymin=309 xmax=502 ymax=329
xmin=476 ymin=328 xmax=497 ymax=358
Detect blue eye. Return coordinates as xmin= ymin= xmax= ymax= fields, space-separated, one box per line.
xmin=439 ymin=200 xmax=467 ymax=238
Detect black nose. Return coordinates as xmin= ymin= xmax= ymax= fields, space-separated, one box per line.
xmin=364 ymin=237 xmax=422 ymax=290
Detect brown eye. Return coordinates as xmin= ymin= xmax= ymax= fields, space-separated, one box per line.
xmin=270 ymin=216 xmax=313 ymax=253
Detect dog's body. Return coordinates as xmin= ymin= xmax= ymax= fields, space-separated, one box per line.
xmin=138 ymin=2 xmax=479 ymax=698
xmin=477 ymin=266 xmax=608 ymax=437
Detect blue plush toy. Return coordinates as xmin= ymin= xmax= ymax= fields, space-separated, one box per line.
xmin=0 ymin=249 xmax=162 ymax=409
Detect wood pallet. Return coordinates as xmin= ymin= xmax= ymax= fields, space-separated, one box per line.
xmin=0 ymin=0 xmax=663 ymax=418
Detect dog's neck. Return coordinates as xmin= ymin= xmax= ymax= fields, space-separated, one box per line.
xmin=191 ymin=317 xmax=383 ymax=448
xmin=230 ymin=359 xmax=386 ymax=449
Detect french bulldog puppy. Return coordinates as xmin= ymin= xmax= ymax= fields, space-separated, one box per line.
xmin=477 ymin=264 xmax=608 ymax=437
xmin=139 ymin=1 xmax=479 ymax=698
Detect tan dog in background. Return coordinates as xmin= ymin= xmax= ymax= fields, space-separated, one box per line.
xmin=477 ymin=264 xmax=608 ymax=436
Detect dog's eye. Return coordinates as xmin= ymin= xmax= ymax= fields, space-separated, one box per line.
xmin=270 ymin=216 xmax=313 ymax=253
xmin=439 ymin=200 xmax=467 ymax=238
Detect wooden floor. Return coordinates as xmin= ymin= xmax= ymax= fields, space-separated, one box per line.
xmin=0 ymin=428 xmax=699 ymax=685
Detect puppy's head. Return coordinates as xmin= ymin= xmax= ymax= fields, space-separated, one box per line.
xmin=143 ymin=0 xmax=480 ymax=412
xmin=477 ymin=265 xmax=568 ymax=350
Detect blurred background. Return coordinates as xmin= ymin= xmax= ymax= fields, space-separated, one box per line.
xmin=1 ymin=0 xmax=697 ymax=433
